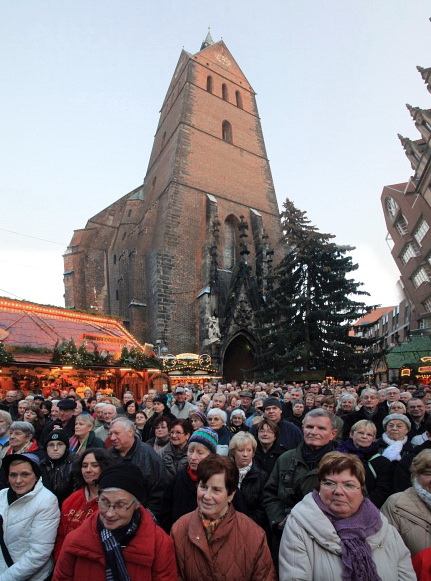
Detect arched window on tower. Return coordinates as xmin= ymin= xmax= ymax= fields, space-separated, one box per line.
xmin=222 ymin=84 xmax=229 ymax=101
xmin=223 ymin=217 xmax=238 ymax=270
xmin=207 ymin=76 xmax=213 ymax=93
xmin=235 ymin=90 xmax=243 ymax=109
xmin=222 ymin=120 xmax=233 ymax=144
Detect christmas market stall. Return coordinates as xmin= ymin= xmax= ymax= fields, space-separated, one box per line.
xmin=0 ymin=298 xmax=166 ymax=400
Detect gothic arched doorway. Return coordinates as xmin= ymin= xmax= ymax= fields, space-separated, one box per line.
xmin=222 ymin=334 xmax=255 ymax=382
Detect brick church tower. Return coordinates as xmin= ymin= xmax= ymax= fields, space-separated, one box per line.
xmin=64 ymin=32 xmax=285 ymax=380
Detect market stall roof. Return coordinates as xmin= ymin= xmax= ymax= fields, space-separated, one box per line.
xmin=385 ymin=336 xmax=431 ymax=369
xmin=0 ymin=297 xmax=142 ymax=362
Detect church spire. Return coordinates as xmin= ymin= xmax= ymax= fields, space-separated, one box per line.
xmin=200 ymin=27 xmax=214 ymax=50
xmin=417 ymin=66 xmax=431 ymax=94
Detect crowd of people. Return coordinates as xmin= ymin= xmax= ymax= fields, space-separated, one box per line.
xmin=0 ymin=379 xmax=429 ymax=579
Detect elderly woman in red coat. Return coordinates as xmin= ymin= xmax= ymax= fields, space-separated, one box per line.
xmin=171 ymin=455 xmax=275 ymax=581
xmin=53 ymin=463 xmax=177 ymax=581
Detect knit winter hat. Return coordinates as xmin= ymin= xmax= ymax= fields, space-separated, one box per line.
xmin=44 ymin=429 xmax=70 ymax=450
xmin=152 ymin=393 xmax=168 ymax=405
xmin=382 ymin=413 xmax=411 ymax=431
xmin=262 ymin=397 xmax=282 ymax=410
xmin=189 ymin=411 xmax=208 ymax=426
xmin=97 ymin=463 xmax=146 ymax=503
xmin=188 ymin=427 xmax=218 ymax=454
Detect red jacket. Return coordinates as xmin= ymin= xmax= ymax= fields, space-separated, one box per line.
xmin=54 ymin=487 xmax=98 ymax=561
xmin=53 ymin=506 xmax=178 ymax=581
xmin=171 ymin=506 xmax=276 ymax=581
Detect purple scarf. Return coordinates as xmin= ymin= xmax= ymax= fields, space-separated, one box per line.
xmin=336 ymin=438 xmax=379 ymax=460
xmin=312 ymin=489 xmax=382 ymax=581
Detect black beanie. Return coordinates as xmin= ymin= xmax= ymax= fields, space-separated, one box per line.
xmin=44 ymin=429 xmax=70 ymax=450
xmin=97 ymin=463 xmax=146 ymax=503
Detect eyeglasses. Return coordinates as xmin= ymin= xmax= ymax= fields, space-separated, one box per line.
xmin=320 ymin=480 xmax=360 ymax=492
xmin=97 ymin=498 xmax=136 ymax=512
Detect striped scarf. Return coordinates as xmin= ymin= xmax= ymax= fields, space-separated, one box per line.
xmin=97 ymin=509 xmax=141 ymax=581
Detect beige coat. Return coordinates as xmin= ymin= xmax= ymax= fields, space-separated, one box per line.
xmin=279 ymin=492 xmax=416 ymax=581
xmin=381 ymin=486 xmax=431 ymax=557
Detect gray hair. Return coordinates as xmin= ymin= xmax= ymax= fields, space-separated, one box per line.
xmin=75 ymin=413 xmax=95 ymax=427
xmin=336 ymin=393 xmax=357 ymax=412
xmin=361 ymin=388 xmax=378 ymax=399
xmin=303 ymin=408 xmax=336 ymax=429
xmin=213 ymin=393 xmax=227 ymax=403
xmin=10 ymin=421 xmax=35 ymax=436
xmin=207 ymin=408 xmax=227 ymax=424
xmin=252 ymin=397 xmax=265 ymax=406
xmin=110 ymin=416 xmax=135 ymax=431
xmin=0 ymin=411 xmax=12 ymax=426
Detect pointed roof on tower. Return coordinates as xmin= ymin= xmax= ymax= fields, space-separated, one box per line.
xmin=200 ymin=28 xmax=214 ymax=50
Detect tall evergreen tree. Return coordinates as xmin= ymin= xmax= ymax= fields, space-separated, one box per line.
xmin=255 ymin=198 xmax=377 ymax=381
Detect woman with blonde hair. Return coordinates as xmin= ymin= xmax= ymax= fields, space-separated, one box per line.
xmin=336 ymin=419 xmax=393 ymax=507
xmin=228 ymin=431 xmax=267 ymax=530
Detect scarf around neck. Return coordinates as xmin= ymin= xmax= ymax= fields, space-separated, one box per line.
xmin=238 ymin=462 xmax=252 ymax=485
xmin=97 ymin=509 xmax=141 ymax=581
xmin=312 ymin=489 xmax=382 ymax=581
xmin=199 ymin=504 xmax=230 ymax=541
xmin=336 ymin=439 xmax=379 ymax=460
xmin=381 ymin=433 xmax=407 ymax=461
xmin=413 ymin=478 xmax=431 ymax=509
xmin=302 ymin=441 xmax=335 ymax=469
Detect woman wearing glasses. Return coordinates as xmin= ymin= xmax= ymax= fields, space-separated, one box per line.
xmin=53 ymin=463 xmax=177 ymax=581
xmin=279 ymin=452 xmax=415 ymax=581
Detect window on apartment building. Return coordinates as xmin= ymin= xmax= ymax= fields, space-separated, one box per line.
xmin=394 ymin=215 xmax=408 ymax=236
xmin=413 ymin=218 xmax=429 ymax=245
xmin=419 ymin=318 xmax=431 ymax=329
xmin=400 ymin=243 xmax=419 ymax=265
xmin=235 ymin=90 xmax=243 ymax=109
xmin=222 ymin=84 xmax=229 ymax=101
xmin=222 ymin=120 xmax=233 ymax=143
xmin=423 ymin=296 xmax=431 ymax=313
xmin=207 ymin=76 xmax=213 ymax=93
xmin=412 ymin=267 xmax=430 ymax=288
xmin=385 ymin=196 xmax=399 ymax=220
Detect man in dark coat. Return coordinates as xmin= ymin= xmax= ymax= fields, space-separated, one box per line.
xmin=40 ymin=398 xmax=77 ymax=446
xmin=108 ymin=416 xmax=169 ymax=520
xmin=342 ymin=388 xmax=388 ymax=439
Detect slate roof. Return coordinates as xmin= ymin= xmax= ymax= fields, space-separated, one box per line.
xmin=0 ymin=297 xmax=142 ymax=363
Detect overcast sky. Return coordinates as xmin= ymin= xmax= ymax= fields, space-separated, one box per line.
xmin=1 ymin=1 xmax=430 ymax=311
